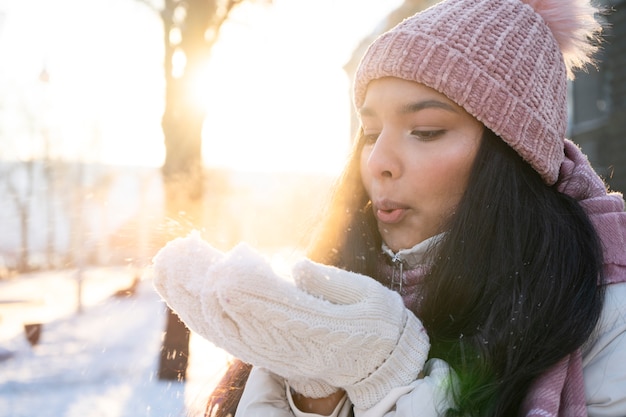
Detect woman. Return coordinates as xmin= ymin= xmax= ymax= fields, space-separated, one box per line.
xmin=153 ymin=0 xmax=626 ymax=415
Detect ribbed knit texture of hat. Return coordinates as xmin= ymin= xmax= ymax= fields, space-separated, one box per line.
xmin=354 ymin=0 xmax=580 ymax=185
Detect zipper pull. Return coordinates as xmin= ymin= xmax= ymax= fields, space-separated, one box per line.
xmin=390 ymin=255 xmax=404 ymax=293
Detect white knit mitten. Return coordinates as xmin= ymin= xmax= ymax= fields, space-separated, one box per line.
xmin=153 ymin=236 xmax=430 ymax=409
xmin=152 ymin=234 xmax=335 ymax=398
xmin=152 ymin=232 xmax=225 ymax=339
xmin=292 ymin=259 xmax=430 ymax=409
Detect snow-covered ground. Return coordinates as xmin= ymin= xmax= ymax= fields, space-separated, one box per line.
xmin=0 ymin=268 xmax=232 ymax=417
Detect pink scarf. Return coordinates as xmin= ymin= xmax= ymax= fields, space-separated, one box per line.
xmin=521 ymin=139 xmax=626 ymax=416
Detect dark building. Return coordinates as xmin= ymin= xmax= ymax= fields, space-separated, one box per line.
xmin=569 ymin=0 xmax=626 ymax=194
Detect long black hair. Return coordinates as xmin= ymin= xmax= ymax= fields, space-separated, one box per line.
xmin=310 ymin=128 xmax=605 ymax=416
xmin=205 ymin=129 xmax=605 ymax=416
xmin=417 ymin=130 xmax=605 ymax=415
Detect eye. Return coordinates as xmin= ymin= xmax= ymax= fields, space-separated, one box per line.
xmin=411 ymin=129 xmax=445 ymax=141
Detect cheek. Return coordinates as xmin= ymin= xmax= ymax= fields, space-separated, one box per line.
xmin=415 ymin=151 xmax=475 ymax=206
xmin=441 ymin=155 xmax=476 ymax=204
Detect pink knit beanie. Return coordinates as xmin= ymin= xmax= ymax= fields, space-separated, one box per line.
xmin=354 ymin=0 xmax=602 ymax=184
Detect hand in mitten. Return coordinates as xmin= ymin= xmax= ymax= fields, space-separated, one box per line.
xmin=153 ymin=236 xmax=335 ymax=398
xmin=292 ymin=259 xmax=430 ymax=409
xmin=152 ymin=231 xmax=225 ymax=339
xmin=153 ymin=235 xmax=430 ymax=409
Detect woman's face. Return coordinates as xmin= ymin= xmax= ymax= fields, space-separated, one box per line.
xmin=359 ymin=77 xmax=484 ymax=252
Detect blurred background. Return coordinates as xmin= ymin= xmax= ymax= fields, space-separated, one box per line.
xmin=0 ymin=0 xmax=623 ymax=415
xmin=0 ymin=0 xmax=398 ymax=273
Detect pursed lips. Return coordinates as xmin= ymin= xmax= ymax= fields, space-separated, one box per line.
xmin=373 ymin=199 xmax=410 ymax=224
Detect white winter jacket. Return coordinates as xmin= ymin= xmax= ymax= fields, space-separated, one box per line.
xmin=234 ymin=281 xmax=626 ymax=417
xmin=233 ymin=232 xmax=626 ymax=417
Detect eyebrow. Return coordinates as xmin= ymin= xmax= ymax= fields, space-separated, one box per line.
xmin=359 ymin=99 xmax=458 ymax=117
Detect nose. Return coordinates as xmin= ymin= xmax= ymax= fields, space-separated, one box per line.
xmin=364 ymin=130 xmax=402 ymax=179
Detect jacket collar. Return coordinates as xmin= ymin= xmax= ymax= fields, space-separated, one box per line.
xmin=381 ymin=233 xmax=444 ymax=269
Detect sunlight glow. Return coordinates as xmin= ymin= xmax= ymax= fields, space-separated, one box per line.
xmin=172 ymin=49 xmax=187 ymax=79
xmin=199 ymin=0 xmax=402 ymax=174
xmin=0 ymin=0 xmax=402 ymax=173
xmin=0 ymin=0 xmax=165 ymax=167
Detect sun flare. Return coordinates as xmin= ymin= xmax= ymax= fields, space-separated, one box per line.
xmin=198 ymin=1 xmax=355 ymax=175
xmin=0 ymin=0 xmax=401 ymax=173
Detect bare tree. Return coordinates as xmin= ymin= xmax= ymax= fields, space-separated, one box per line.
xmin=3 ymin=161 xmax=36 ymax=272
xmin=137 ymin=0 xmax=265 ymax=381
xmin=0 ymin=97 xmax=40 ymax=273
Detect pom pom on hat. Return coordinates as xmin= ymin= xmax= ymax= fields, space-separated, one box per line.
xmin=353 ymin=0 xmax=603 ymax=184
xmin=522 ymin=0 xmax=602 ymax=78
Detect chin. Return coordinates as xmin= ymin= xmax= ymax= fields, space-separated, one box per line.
xmin=384 ymin=238 xmax=414 ymax=253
